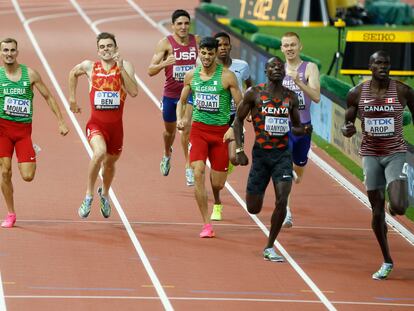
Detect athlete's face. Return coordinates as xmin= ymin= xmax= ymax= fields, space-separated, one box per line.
xmin=266 ymin=57 xmax=285 ymax=82
xmin=199 ymin=47 xmax=217 ymax=69
xmin=281 ymin=36 xmax=301 ymax=61
xmin=172 ymin=16 xmax=190 ymax=39
xmin=97 ymin=38 xmax=118 ymax=61
xmin=216 ymin=37 xmax=231 ymax=60
xmin=369 ymin=53 xmax=390 ymax=81
xmin=1 ymin=42 xmax=18 ymax=65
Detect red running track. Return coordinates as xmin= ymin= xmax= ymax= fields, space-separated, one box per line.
xmin=0 ymin=1 xmax=413 ymax=310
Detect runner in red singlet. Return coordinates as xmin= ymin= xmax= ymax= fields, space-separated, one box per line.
xmin=342 ymin=51 xmax=414 ymax=280
xmin=148 ymin=9 xmax=199 ymax=186
xmin=69 ymin=32 xmax=138 ymax=219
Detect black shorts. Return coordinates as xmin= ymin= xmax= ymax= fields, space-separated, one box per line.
xmin=247 ymin=145 xmax=293 ymax=195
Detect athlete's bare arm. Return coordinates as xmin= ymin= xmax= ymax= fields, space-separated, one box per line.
xmin=28 ymin=67 xmax=69 ymax=136
xmin=147 ymin=38 xmax=175 ymax=77
xmin=68 ymin=60 xmax=93 ymax=113
xmin=114 ymin=54 xmax=138 ymax=97
xmin=176 ymin=69 xmax=194 ymax=130
xmin=224 ymin=69 xmax=243 ymax=107
xmin=233 ymin=86 xmax=257 ymax=166
xmin=287 ymin=62 xmax=320 ymax=103
xmin=341 ymin=85 xmax=361 ymax=137
xmin=397 ymin=81 xmax=414 ymax=124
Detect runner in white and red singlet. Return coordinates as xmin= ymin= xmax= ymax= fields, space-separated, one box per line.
xmin=148 ymin=9 xmax=199 ymax=186
xmin=342 ymin=50 xmax=414 ymax=280
xmin=69 ymin=32 xmax=138 ymax=219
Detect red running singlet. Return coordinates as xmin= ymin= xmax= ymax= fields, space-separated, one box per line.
xmin=89 ymin=61 xmax=127 ymax=123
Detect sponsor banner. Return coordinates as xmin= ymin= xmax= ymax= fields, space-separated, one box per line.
xmin=331 ymin=104 xmax=362 ymax=166
xmin=310 ymin=94 xmax=332 ymax=142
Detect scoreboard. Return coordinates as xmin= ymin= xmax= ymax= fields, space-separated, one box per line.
xmin=212 ymin=0 xmax=329 ymax=26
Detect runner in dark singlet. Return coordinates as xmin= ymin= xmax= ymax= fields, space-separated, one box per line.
xmin=233 ymin=56 xmax=311 ymax=261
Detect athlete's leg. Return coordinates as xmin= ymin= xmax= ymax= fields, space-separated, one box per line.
xmin=368 ymin=189 xmax=392 ymax=263
xmin=17 ymin=162 xmax=36 ymax=182
xmin=267 ymin=181 xmax=291 ymax=248
xmin=1 ymin=157 xmax=14 ymax=214
xmin=192 ymin=160 xmax=209 ymax=223
xmin=210 ymin=169 xmax=227 ymax=205
xmin=101 ymin=153 xmax=121 ymax=196
xmin=86 ymin=135 xmax=107 ymax=196
xmin=387 ymin=179 xmax=408 ymax=215
xmin=163 ymin=121 xmax=176 ymax=157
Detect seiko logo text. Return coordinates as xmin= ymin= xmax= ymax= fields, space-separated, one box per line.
xmin=363 ymin=33 xmax=396 ymax=42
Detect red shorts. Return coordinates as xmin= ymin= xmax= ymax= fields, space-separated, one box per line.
xmin=0 ymin=118 xmax=35 ymax=163
xmin=86 ymin=119 xmax=123 ymax=155
xmin=190 ymin=121 xmax=229 ymax=172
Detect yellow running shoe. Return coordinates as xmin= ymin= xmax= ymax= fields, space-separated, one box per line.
xmin=227 ymin=161 xmax=234 ymax=175
xmin=210 ymin=204 xmax=223 ymax=221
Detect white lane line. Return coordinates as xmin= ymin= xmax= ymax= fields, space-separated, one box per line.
xmin=92 ymin=12 xmax=169 ymax=27
xmin=12 ymin=1 xmax=173 ymax=311
xmin=129 ymin=0 xmax=414 ymax=246
xmin=309 ymin=150 xmax=414 ymax=245
xmin=4 ymin=295 xmax=414 ymax=308
xmin=0 ymin=272 xmax=7 ymax=311
xmin=124 ymin=1 xmax=336 ymax=310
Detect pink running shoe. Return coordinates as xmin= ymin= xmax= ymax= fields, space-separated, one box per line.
xmin=1 ymin=213 xmax=16 ymax=228
xmin=199 ymin=224 xmax=215 ymax=238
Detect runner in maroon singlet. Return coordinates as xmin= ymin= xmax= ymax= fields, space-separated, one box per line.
xmin=342 ymin=50 xmax=414 ymax=279
xmin=148 ymin=9 xmax=199 ymax=186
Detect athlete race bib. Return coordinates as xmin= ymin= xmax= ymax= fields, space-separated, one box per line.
xmin=364 ymin=117 xmax=395 ymax=137
xmin=265 ymin=116 xmax=289 ymax=136
xmin=295 ymin=91 xmax=305 ymax=110
xmin=195 ymin=92 xmax=220 ymax=113
xmin=3 ymin=96 xmax=31 ymax=117
xmin=173 ymin=65 xmax=195 ymax=82
xmin=94 ymin=91 xmax=120 ymax=110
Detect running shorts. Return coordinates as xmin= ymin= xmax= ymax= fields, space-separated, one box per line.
xmin=86 ymin=119 xmax=123 ymax=155
xmin=0 ymin=118 xmax=35 ymax=163
xmin=362 ymin=152 xmax=407 ymax=191
xmin=189 ymin=121 xmax=229 ymax=172
xmin=162 ymin=94 xmax=193 ymax=123
xmin=247 ymin=145 xmax=293 ymax=195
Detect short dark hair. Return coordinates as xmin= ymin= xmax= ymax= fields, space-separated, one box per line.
xmin=266 ymin=56 xmax=284 ymax=68
xmin=214 ymin=32 xmax=231 ymax=43
xmin=96 ymin=32 xmax=117 ymax=48
xmin=199 ymin=36 xmax=218 ymax=50
xmin=172 ymin=9 xmax=190 ymax=23
xmin=369 ymin=50 xmax=390 ymax=65
xmin=0 ymin=38 xmax=18 ymax=49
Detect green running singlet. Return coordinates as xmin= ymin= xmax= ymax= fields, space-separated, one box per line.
xmin=191 ymin=63 xmax=231 ymax=126
xmin=0 ymin=64 xmax=34 ymax=123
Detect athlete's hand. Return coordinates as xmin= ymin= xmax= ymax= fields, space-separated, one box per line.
xmin=69 ymin=99 xmax=81 ymax=113
xmin=286 ymin=68 xmax=299 ymax=82
xmin=236 ymin=151 xmax=249 ymax=166
xmin=113 ymin=52 xmax=124 ymax=69
xmin=341 ymin=121 xmax=356 ymax=137
xmin=58 ymin=121 xmax=69 ymax=136
xmin=164 ymin=54 xmax=176 ymax=67
xmin=177 ymin=118 xmax=186 ymax=131
xmin=223 ymin=127 xmax=235 ymax=142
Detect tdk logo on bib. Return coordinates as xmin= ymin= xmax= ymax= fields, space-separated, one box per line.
xmin=7 ymin=98 xmax=30 ymax=106
xmin=94 ymin=91 xmax=120 ymax=110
